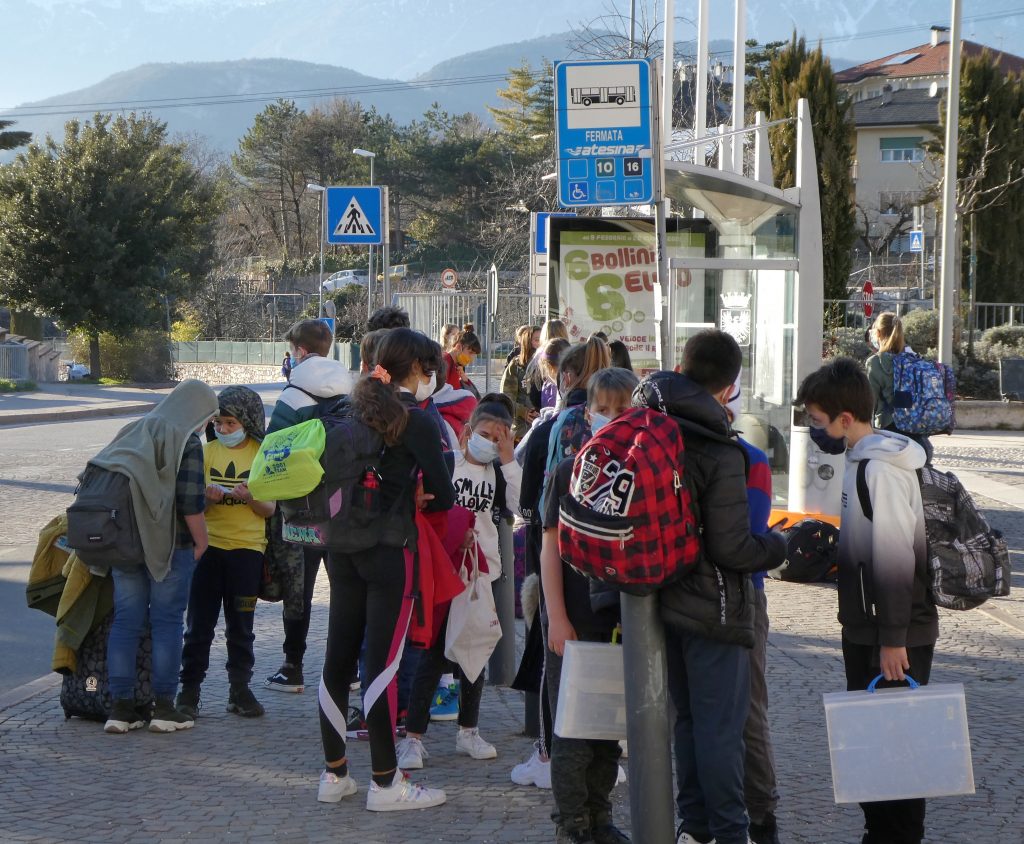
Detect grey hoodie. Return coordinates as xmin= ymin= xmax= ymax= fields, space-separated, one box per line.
xmin=838 ymin=430 xmax=937 ymax=648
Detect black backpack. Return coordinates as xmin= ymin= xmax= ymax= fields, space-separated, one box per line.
xmin=279 ymin=399 xmax=414 ymax=552
xmin=769 ymin=519 xmax=839 ymax=583
xmin=66 ymin=465 xmax=145 ymax=569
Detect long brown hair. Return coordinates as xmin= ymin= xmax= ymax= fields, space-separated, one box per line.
xmin=351 ymin=328 xmax=441 ymax=445
xmin=515 ymin=324 xmax=538 ymax=368
xmin=559 ymin=337 xmax=611 ymax=397
xmin=872 ymin=313 xmax=905 ymax=355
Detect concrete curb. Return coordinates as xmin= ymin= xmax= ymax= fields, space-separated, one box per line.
xmin=0 ymin=401 xmax=157 ymax=427
xmin=0 ymin=673 xmax=61 ymax=713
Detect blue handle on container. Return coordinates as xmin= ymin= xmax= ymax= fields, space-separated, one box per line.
xmin=867 ymin=673 xmax=920 ymax=693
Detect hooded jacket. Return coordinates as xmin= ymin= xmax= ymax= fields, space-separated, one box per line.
xmin=89 ymin=379 xmax=218 ymax=582
xmin=635 ymin=372 xmax=786 ymax=647
xmin=838 ymin=430 xmax=936 ymax=648
xmin=267 ymin=354 xmax=356 ymax=434
xmin=432 ymin=382 xmax=477 ymax=449
xmin=865 ymin=352 xmax=896 ymax=429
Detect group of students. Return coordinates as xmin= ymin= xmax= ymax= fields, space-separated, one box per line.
xmin=89 ymin=305 xmax=938 ymax=844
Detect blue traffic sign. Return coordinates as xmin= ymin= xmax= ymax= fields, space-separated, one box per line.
xmin=908 ymin=230 xmax=924 ymax=253
xmin=325 ymin=186 xmax=383 ymax=245
xmin=534 ymin=212 xmax=576 ymax=254
xmin=554 ymin=59 xmax=655 ymax=208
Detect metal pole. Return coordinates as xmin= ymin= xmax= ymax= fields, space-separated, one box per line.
xmin=368 ymin=157 xmax=376 ymax=318
xmin=967 ymin=212 xmax=977 ymax=357
xmin=629 ymin=0 xmax=636 ymax=58
xmin=662 ymin=0 xmax=674 ymax=151
xmin=382 ymin=186 xmax=391 ymax=304
xmin=938 ymin=0 xmax=962 ymax=365
xmin=696 ymin=0 xmax=709 ymax=147
xmin=621 ymin=593 xmax=676 ymax=843
xmin=318 ymin=191 xmax=325 ymax=317
xmin=731 ymin=0 xmax=746 ymax=174
xmin=488 ymin=517 xmax=516 ymax=686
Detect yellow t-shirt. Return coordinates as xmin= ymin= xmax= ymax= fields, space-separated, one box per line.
xmin=203 ymin=438 xmax=268 ymax=552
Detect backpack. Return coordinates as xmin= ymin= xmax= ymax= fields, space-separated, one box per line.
xmin=537 ymin=405 xmax=592 ymax=517
xmin=558 ymin=408 xmax=700 ymax=595
xmin=856 ymin=460 xmax=1011 ymax=610
xmin=770 ymin=519 xmax=839 ymax=583
xmin=278 ymin=401 xmax=414 ymax=552
xmin=890 ymin=351 xmax=956 ymax=435
xmin=66 ymin=465 xmax=145 ymax=570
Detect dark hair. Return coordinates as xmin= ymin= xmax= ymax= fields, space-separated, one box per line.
xmin=559 ymin=336 xmax=611 ymax=397
xmin=608 ymin=341 xmax=633 ymax=371
xmin=587 ymin=367 xmax=639 ymax=407
xmin=682 ymin=329 xmax=742 ymax=393
xmin=794 ymin=357 xmax=874 ymax=423
xmin=471 ymin=392 xmax=515 ymax=427
xmin=590 ymin=331 xmax=609 ymax=343
xmin=454 ymin=323 xmax=482 ymax=354
xmin=351 ymin=328 xmax=440 ymax=445
xmin=359 ymin=328 xmax=389 ymax=370
xmin=284 ymin=319 xmax=333 ymax=357
xmin=367 ymin=305 xmax=410 ymax=331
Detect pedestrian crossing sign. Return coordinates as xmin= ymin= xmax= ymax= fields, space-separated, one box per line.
xmin=325 ymin=186 xmax=383 ymax=245
xmin=909 ymin=230 xmax=924 ymax=253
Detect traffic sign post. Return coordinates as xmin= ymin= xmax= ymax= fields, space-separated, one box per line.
xmin=909 ymin=230 xmax=924 ymax=253
xmin=863 ymin=280 xmax=874 ymax=319
xmin=441 ymin=268 xmax=458 ymax=290
xmin=325 ymin=186 xmax=383 ymax=245
xmin=532 ymin=211 xmax=577 ymax=255
xmin=554 ymin=59 xmax=656 ymax=208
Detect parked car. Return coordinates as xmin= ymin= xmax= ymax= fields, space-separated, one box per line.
xmin=322 ymin=269 xmax=369 ymax=291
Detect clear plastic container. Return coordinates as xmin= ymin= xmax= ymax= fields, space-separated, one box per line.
xmin=554 ymin=641 xmax=627 ymax=741
xmin=824 ymin=677 xmax=975 ymax=803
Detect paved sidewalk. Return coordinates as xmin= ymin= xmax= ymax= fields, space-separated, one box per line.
xmin=0 ymin=434 xmax=1022 ymax=842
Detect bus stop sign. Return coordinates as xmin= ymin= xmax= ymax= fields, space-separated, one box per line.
xmin=554 ymin=59 xmax=655 ymax=208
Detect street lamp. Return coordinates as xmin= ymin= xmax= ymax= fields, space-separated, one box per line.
xmin=306 ymin=182 xmax=326 ymax=318
xmin=352 ymin=149 xmax=376 ymax=317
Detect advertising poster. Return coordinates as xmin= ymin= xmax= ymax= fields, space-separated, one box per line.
xmin=557 ymin=230 xmax=705 ymax=372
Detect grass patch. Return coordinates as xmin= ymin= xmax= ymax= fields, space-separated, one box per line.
xmin=0 ymin=378 xmax=37 ymax=392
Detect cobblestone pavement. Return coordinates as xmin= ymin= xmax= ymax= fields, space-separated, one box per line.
xmin=1 ymin=421 xmax=1022 ymax=843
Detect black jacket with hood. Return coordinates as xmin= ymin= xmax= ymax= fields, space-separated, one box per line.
xmin=636 ymin=372 xmax=787 ymax=647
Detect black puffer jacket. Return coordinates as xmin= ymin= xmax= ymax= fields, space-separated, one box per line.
xmin=635 ymin=372 xmax=787 ymax=647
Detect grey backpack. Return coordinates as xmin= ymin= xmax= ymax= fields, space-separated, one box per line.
xmin=66 ymin=465 xmax=145 ymax=569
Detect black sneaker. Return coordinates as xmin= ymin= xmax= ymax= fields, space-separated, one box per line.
xmin=265 ymin=662 xmax=304 ymax=693
xmin=227 ymin=683 xmax=265 ymax=718
xmin=103 ymin=698 xmax=145 ymax=734
xmin=346 ymin=706 xmax=366 ymax=738
xmin=749 ymin=813 xmax=781 ymax=844
xmin=149 ymin=697 xmax=195 ymax=733
xmin=592 ymin=823 xmax=631 ymax=844
xmin=175 ymin=683 xmax=201 ymax=720
xmin=556 ymin=827 xmax=595 ymax=844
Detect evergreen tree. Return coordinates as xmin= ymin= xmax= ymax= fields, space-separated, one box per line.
xmin=0 ymin=119 xmax=31 ymax=151
xmin=750 ymin=33 xmax=857 ymax=302
xmin=0 ymin=113 xmax=219 ymax=376
xmin=487 ymin=61 xmax=553 ymax=159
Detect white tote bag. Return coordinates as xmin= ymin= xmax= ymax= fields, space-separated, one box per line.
xmin=444 ymin=547 xmax=502 ymax=683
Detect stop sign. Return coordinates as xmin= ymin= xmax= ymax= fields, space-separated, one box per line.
xmin=862 ymin=280 xmax=874 ymax=318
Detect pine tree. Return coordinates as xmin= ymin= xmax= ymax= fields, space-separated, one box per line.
xmin=0 ymin=119 xmax=31 ymax=151
xmin=488 ymin=61 xmax=553 ymax=160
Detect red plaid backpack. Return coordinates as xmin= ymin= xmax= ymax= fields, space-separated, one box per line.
xmin=557 ymin=408 xmax=700 ymax=595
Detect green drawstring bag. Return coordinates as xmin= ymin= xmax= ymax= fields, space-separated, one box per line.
xmin=249 ymin=419 xmax=326 ymax=501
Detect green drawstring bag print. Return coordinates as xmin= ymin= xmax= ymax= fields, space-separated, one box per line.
xmin=248 ymin=419 xmax=326 ymax=501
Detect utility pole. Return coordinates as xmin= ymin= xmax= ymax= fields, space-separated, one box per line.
xmin=938 ymin=0 xmax=962 ymax=365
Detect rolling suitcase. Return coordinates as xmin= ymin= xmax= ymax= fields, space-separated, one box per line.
xmin=60 ymin=611 xmax=153 ymax=721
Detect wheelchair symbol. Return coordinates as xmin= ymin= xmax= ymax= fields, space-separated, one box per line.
xmin=569 ymin=181 xmax=589 ymax=202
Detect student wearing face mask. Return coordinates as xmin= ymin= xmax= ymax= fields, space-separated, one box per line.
xmin=317 ymin=328 xmax=456 ymax=811
xmin=178 ymin=386 xmax=275 ymax=720
xmin=443 ymin=323 xmax=482 ymax=397
xmin=396 ymin=394 xmax=522 ymax=771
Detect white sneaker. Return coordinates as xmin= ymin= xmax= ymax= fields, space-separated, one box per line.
xmin=615 ymin=764 xmax=627 ymax=786
xmin=396 ymin=736 xmax=427 ymax=770
xmin=676 ymin=833 xmax=716 ymax=844
xmin=619 ymin=739 xmax=628 ymax=758
xmin=455 ymin=728 xmax=497 ymax=760
xmin=510 ymin=742 xmax=551 ymax=789
xmin=317 ymin=770 xmax=358 ymax=803
xmin=366 ymin=770 xmax=446 ymax=812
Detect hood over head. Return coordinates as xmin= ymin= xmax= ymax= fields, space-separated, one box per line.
xmin=217 ymin=385 xmax=267 ymax=443
xmin=633 ymin=371 xmax=730 ymax=436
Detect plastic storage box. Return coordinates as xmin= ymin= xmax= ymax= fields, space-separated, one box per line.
xmin=554 ymin=640 xmax=627 ymax=740
xmin=824 ymin=676 xmax=975 ymax=803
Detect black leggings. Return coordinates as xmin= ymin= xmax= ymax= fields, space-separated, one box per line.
xmin=404 ymin=606 xmax=485 ymax=735
xmin=319 ymin=546 xmax=414 ymax=777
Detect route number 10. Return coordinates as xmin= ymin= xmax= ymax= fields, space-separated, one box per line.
xmin=595 ymin=158 xmax=615 ymax=177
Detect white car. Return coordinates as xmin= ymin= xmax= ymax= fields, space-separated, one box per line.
xmin=322 ymin=269 xmax=369 ymax=291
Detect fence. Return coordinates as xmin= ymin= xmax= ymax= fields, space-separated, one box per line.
xmin=395 ymin=290 xmax=547 ymax=353
xmin=975 ymin=303 xmax=1024 ymax=331
xmin=0 ymin=344 xmax=29 ymax=380
xmin=824 ymin=298 xmax=932 ymax=330
xmin=172 ymin=340 xmax=358 ymax=369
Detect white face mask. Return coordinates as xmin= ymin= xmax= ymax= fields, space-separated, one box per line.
xmin=414 ymin=372 xmax=436 ymax=402
xmin=589 ymin=411 xmax=612 ymax=435
xmin=215 ymin=428 xmax=246 ymax=448
xmin=467 ymin=432 xmax=499 ymax=464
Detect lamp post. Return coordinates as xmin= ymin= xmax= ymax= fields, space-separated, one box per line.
xmin=306 ymin=182 xmax=326 ymax=317
xmin=353 ymin=148 xmax=376 ymax=317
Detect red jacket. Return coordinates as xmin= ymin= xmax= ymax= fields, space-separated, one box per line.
xmin=409 ymin=510 xmax=465 ymax=649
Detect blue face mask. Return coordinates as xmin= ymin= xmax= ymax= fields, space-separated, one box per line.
xmin=809 ymin=424 xmax=846 ymax=455
xmin=589 ymin=411 xmax=612 ymax=435
xmin=467 ymin=432 xmax=499 ymax=464
xmin=215 ymin=428 xmax=247 ymax=448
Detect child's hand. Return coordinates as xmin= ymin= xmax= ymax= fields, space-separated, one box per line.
xmin=205 ymin=485 xmax=225 ymax=503
xmin=496 ymin=426 xmax=515 ymax=464
xmin=460 ymin=528 xmax=476 ymax=552
xmin=879 ymin=645 xmax=910 ymax=682
xmin=193 ymin=540 xmax=208 ymax=561
xmin=229 ymin=482 xmax=253 ymax=504
xmin=415 ymin=485 xmax=435 ymax=510
xmin=547 ymin=615 xmax=577 ymax=656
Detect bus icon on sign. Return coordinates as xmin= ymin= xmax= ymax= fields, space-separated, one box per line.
xmin=571 ymin=86 xmax=637 ymax=107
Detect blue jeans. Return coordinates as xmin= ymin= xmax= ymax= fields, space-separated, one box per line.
xmin=666 ymin=627 xmax=752 ymax=844
xmin=108 ymin=548 xmax=198 ymax=700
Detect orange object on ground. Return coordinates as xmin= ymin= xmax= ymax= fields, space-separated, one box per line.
xmin=769 ymin=509 xmax=841 ymax=530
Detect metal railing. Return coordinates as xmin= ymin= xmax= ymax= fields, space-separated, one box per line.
xmin=171 ymin=340 xmax=357 ymax=369
xmin=824 ymin=298 xmax=932 ymax=329
xmin=0 ymin=343 xmax=30 ymax=380
xmin=975 ymin=303 xmax=1024 ymax=331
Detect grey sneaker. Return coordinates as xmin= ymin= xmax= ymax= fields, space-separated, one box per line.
xmin=227 ymin=683 xmax=265 ymax=717
xmin=175 ymin=683 xmax=201 ymax=720
xmin=103 ymin=698 xmax=145 ymax=734
xmin=149 ymin=697 xmax=195 ymax=732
